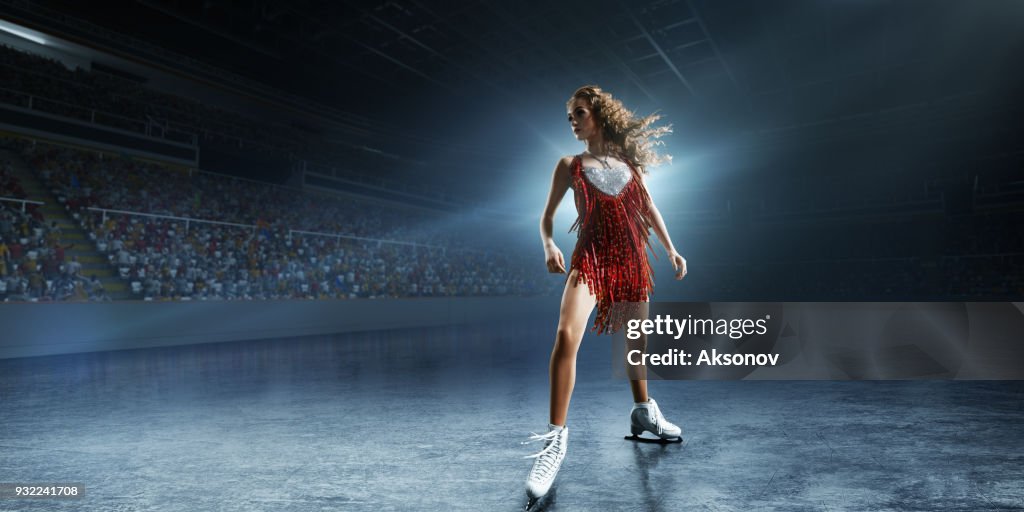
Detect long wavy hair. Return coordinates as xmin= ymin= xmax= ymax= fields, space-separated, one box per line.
xmin=566 ymin=85 xmax=672 ymax=174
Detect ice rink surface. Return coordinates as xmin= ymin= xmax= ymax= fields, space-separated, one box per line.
xmin=1 ymin=318 xmax=1022 ymax=511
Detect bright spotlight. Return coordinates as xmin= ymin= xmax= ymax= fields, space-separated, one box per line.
xmin=0 ymin=21 xmax=47 ymax=45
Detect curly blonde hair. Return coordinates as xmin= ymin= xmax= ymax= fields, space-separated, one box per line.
xmin=567 ymin=85 xmax=672 ymax=173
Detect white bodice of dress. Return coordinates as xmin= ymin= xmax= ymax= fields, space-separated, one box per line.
xmin=582 ymin=164 xmax=632 ymax=196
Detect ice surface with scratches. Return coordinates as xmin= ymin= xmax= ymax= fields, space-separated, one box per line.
xmin=583 ymin=164 xmax=632 ymax=196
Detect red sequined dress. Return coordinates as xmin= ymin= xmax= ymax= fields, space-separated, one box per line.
xmin=567 ymin=152 xmax=658 ymax=335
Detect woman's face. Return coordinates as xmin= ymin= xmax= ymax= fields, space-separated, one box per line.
xmin=567 ymin=98 xmax=599 ymax=141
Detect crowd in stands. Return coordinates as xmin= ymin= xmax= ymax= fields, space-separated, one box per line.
xmin=8 ymin=132 xmax=1024 ymax=301
xmin=4 ymin=136 xmax=554 ymax=301
xmin=83 ymin=214 xmax=546 ymax=300
xmin=20 ymin=138 xmax=479 ymax=243
xmin=1 ymin=152 xmax=109 ymax=301
xmin=1 ymin=133 xmax=1021 ymax=302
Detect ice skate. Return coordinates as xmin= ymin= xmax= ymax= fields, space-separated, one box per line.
xmin=627 ymin=397 xmax=683 ymax=442
xmin=522 ymin=424 xmax=568 ymax=499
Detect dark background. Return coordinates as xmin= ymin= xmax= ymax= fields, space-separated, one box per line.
xmin=1 ymin=0 xmax=1021 ymax=301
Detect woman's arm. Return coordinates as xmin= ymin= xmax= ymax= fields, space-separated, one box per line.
xmin=639 ymin=175 xmax=688 ymax=280
xmin=540 ymin=156 xmax=574 ymax=273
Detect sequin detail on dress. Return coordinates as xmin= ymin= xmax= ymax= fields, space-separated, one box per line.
xmin=582 ymin=165 xmax=632 ymax=196
xmin=568 ymin=154 xmax=658 ymax=335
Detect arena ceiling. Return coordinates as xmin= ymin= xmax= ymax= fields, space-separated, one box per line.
xmin=15 ymin=0 xmax=742 ymax=108
xmin=1 ymin=0 xmax=1020 ymax=198
xmin=11 ymin=0 xmax=1018 ymax=127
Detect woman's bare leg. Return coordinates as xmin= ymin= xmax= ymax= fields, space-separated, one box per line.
xmin=627 ymin=301 xmax=651 ymax=403
xmin=630 ymin=373 xmax=649 ymax=403
xmin=549 ymin=268 xmax=597 ymax=426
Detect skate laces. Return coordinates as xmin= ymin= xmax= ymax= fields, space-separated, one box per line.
xmin=649 ymin=401 xmax=679 ymax=432
xmin=522 ymin=430 xmax=564 ymax=480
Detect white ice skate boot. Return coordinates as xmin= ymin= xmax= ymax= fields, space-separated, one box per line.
xmin=630 ymin=397 xmax=682 ymax=440
xmin=522 ymin=423 xmax=568 ymax=499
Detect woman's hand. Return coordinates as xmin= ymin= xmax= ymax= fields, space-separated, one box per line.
xmin=545 ymin=244 xmax=566 ymax=274
xmin=670 ymin=251 xmax=687 ymax=280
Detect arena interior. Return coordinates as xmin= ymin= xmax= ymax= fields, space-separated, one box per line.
xmin=0 ymin=1 xmax=1022 ymax=510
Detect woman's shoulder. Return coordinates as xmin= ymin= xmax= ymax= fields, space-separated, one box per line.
xmin=556 ymin=155 xmax=579 ymax=172
xmin=559 ymin=154 xmax=580 ymax=165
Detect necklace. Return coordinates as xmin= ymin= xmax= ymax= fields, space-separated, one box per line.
xmin=585 ymin=150 xmax=613 ymax=169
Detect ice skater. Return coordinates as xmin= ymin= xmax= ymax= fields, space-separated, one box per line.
xmin=524 ymin=85 xmax=688 ymax=501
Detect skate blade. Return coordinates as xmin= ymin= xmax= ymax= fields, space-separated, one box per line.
xmin=624 ymin=434 xmax=683 ymax=444
xmin=525 ymin=496 xmax=540 ymax=510
xmin=525 ymin=486 xmax=556 ymax=511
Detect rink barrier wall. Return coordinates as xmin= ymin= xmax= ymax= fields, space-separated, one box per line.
xmin=0 ymin=297 xmax=554 ymax=359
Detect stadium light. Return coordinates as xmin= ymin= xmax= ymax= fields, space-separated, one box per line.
xmin=0 ymin=21 xmax=47 ymax=45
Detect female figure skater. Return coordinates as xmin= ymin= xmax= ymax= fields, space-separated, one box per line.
xmin=523 ymin=85 xmax=688 ymax=500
